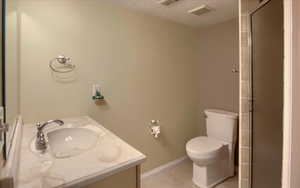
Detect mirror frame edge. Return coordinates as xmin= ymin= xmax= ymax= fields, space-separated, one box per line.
xmin=2 ymin=0 xmax=6 ymax=161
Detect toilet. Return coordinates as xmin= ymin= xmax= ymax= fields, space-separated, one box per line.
xmin=186 ymin=109 xmax=238 ymax=188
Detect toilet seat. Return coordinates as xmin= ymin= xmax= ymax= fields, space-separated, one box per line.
xmin=186 ymin=136 xmax=225 ymax=165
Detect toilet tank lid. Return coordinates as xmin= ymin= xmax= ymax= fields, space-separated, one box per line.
xmin=205 ymin=109 xmax=238 ymax=119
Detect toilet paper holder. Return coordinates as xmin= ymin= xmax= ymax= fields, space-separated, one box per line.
xmin=149 ymin=120 xmax=160 ymax=138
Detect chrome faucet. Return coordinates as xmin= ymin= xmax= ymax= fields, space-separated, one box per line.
xmin=35 ymin=120 xmax=64 ymax=151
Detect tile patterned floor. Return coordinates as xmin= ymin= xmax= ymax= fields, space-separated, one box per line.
xmin=142 ymin=159 xmax=238 ymax=188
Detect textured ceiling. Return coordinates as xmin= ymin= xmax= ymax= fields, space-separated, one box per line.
xmin=108 ymin=0 xmax=238 ymax=27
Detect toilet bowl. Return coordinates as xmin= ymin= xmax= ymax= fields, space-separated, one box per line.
xmin=186 ymin=137 xmax=225 ymax=166
xmin=186 ymin=109 xmax=238 ymax=188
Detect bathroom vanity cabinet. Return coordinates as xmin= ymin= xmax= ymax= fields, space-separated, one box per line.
xmin=16 ymin=117 xmax=146 ymax=188
xmin=84 ymin=166 xmax=141 ymax=188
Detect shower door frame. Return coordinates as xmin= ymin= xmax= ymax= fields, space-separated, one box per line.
xmin=246 ymin=0 xmax=293 ymax=187
xmin=281 ymin=0 xmax=293 ymax=187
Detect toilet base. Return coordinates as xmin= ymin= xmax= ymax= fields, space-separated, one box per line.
xmin=193 ymin=176 xmax=229 ymax=188
xmin=192 ymin=161 xmax=232 ymax=188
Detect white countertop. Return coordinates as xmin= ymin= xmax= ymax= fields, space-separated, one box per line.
xmin=17 ymin=116 xmax=146 ymax=188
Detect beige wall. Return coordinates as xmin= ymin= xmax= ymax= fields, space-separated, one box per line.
xmin=198 ymin=19 xmax=239 ymax=133
xmin=12 ymin=0 xmax=238 ymax=173
xmin=17 ymin=0 xmax=201 ymax=172
xmin=291 ymin=1 xmax=300 ymax=187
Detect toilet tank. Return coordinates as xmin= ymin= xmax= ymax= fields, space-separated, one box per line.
xmin=205 ymin=109 xmax=238 ymax=143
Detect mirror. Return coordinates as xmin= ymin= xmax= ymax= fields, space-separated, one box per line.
xmin=0 ymin=0 xmax=4 ymax=162
xmin=1 ymin=0 xmax=20 ymax=161
xmin=5 ymin=0 xmax=20 ymax=127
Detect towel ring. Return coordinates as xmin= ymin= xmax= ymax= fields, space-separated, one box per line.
xmin=49 ymin=55 xmax=75 ymax=73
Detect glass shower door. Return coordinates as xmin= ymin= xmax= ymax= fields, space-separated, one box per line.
xmin=250 ymin=0 xmax=283 ymax=187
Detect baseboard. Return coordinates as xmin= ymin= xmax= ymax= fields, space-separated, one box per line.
xmin=141 ymin=156 xmax=188 ymax=179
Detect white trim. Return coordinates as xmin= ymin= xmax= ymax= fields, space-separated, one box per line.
xmin=282 ymin=0 xmax=293 ymax=187
xmin=141 ymin=156 xmax=188 ymax=179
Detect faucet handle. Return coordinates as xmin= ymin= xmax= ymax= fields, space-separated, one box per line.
xmin=36 ymin=122 xmax=43 ymax=130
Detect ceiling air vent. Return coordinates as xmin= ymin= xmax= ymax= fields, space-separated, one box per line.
xmin=188 ymin=5 xmax=212 ymax=16
xmin=158 ymin=0 xmax=180 ymax=6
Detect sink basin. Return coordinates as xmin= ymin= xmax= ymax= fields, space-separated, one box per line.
xmin=46 ymin=127 xmax=101 ymax=158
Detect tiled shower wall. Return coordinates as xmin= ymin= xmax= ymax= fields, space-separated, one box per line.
xmin=239 ymin=0 xmax=260 ymax=188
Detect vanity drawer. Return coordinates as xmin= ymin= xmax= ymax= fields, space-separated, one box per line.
xmin=84 ymin=165 xmax=140 ymax=188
